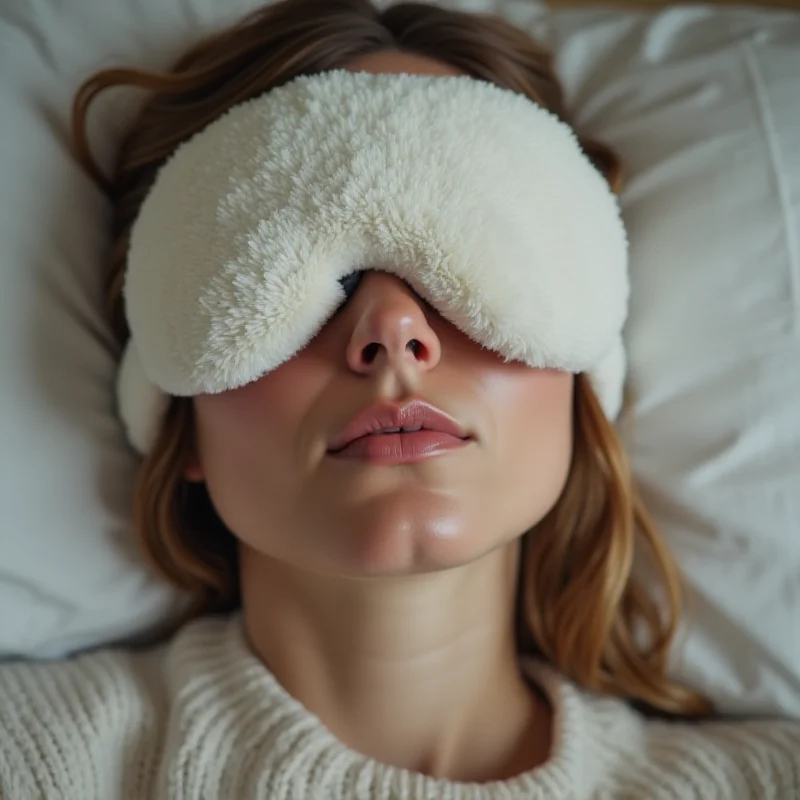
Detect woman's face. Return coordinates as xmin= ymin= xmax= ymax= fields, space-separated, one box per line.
xmin=188 ymin=51 xmax=575 ymax=577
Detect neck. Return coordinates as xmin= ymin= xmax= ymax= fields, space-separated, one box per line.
xmin=239 ymin=540 xmax=551 ymax=782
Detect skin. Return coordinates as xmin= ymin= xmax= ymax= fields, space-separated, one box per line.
xmin=186 ymin=50 xmax=575 ymax=783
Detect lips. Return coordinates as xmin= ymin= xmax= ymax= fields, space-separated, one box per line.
xmin=328 ymin=399 xmax=471 ymax=455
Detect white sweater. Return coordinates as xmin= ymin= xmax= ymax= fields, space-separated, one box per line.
xmin=0 ymin=613 xmax=798 ymax=800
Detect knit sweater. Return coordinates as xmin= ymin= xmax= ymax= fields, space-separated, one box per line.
xmin=0 ymin=613 xmax=798 ymax=800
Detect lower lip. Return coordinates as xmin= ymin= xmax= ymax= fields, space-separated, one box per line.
xmin=330 ymin=432 xmax=471 ymax=464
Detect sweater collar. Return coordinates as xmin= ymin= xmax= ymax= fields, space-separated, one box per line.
xmin=161 ymin=612 xmax=593 ymax=799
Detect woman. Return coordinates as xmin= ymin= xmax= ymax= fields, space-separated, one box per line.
xmin=0 ymin=0 xmax=797 ymax=797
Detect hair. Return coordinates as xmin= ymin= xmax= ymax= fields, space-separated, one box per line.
xmin=72 ymin=0 xmax=711 ymax=717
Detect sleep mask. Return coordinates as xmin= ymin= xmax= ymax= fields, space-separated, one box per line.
xmin=119 ymin=70 xmax=629 ymax=454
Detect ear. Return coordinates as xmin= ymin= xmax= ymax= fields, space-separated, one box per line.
xmin=184 ymin=449 xmax=205 ymax=483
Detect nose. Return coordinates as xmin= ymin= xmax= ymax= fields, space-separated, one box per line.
xmin=344 ymin=271 xmax=442 ymax=376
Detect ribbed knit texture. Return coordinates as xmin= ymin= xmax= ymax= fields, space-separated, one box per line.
xmin=1 ymin=613 xmax=798 ymax=799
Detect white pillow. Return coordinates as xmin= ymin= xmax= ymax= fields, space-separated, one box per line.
xmin=1 ymin=0 xmax=798 ymax=720
xmin=546 ymin=6 xmax=800 ymax=717
xmin=0 ymin=0 xmax=264 ymax=659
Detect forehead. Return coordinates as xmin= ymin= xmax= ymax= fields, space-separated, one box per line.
xmin=341 ymin=49 xmax=466 ymax=78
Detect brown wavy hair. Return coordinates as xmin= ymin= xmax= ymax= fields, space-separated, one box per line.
xmin=72 ymin=0 xmax=710 ymax=717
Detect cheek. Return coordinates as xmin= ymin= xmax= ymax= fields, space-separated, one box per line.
xmin=197 ymin=365 xmax=311 ymax=449
xmin=478 ymin=368 xmax=574 ymax=526
xmin=192 ymin=360 xmax=326 ymax=531
xmin=504 ymin=368 xmax=573 ymax=438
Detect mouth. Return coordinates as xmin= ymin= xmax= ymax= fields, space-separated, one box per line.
xmin=327 ymin=399 xmax=473 ymax=464
xmin=330 ymin=429 xmax=471 ymax=464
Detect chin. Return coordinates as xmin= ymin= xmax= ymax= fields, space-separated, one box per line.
xmin=340 ymin=507 xmax=494 ymax=576
xmin=293 ymin=486 xmax=517 ymax=577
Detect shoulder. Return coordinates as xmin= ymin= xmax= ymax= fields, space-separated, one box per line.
xmin=635 ymin=712 xmax=800 ymax=799
xmin=590 ymin=694 xmax=800 ymax=799
xmin=525 ymin=659 xmax=800 ymax=800
xmin=0 ymin=614 xmax=226 ymax=799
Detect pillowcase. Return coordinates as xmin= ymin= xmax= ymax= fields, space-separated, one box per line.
xmin=546 ymin=5 xmax=800 ymax=716
xmin=0 ymin=0 xmax=263 ymax=659
xmin=1 ymin=0 xmax=798 ymax=719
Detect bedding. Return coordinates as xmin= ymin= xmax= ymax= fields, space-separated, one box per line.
xmin=0 ymin=0 xmax=798 ymax=718
xmin=543 ymin=3 xmax=800 ymax=715
xmin=548 ymin=0 xmax=798 ymax=7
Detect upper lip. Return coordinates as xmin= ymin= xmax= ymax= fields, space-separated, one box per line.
xmin=328 ymin=399 xmax=472 ymax=453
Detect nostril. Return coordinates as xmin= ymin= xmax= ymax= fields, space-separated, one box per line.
xmin=361 ymin=340 xmax=424 ymax=364
xmin=362 ymin=342 xmax=380 ymax=364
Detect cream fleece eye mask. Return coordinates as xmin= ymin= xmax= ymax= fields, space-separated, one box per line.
xmin=119 ymin=70 xmax=629 ymax=455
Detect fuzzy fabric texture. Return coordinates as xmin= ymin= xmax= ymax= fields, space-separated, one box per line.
xmin=122 ymin=71 xmax=629 ymax=454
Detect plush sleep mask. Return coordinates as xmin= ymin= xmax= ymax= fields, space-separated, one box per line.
xmin=119 ymin=70 xmax=629 ymax=455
